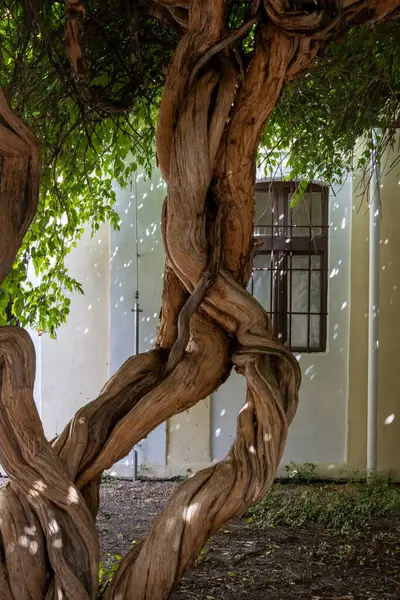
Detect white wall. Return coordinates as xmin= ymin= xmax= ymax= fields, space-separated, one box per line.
xmin=40 ymin=226 xmax=110 ymax=439
xmin=211 ymin=177 xmax=352 ymax=469
xmin=109 ymin=169 xmax=167 ymax=475
xmin=12 ymin=165 xmax=352 ymax=480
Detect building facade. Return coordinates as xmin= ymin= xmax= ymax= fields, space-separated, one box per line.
xmin=5 ymin=138 xmax=399 ymax=481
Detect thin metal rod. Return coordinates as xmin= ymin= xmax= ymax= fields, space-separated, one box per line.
xmin=367 ymin=129 xmax=381 ymax=476
xmin=131 ymin=173 xmax=142 ymax=481
xmin=132 ymin=173 xmax=142 ymax=356
xmin=133 ymin=298 xmax=142 ymax=356
xmin=135 ymin=172 xmax=139 ymax=297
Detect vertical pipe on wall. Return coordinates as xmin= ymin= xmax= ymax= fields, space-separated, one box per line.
xmin=367 ymin=129 xmax=381 ymax=475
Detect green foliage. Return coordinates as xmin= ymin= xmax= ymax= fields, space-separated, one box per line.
xmin=284 ymin=461 xmax=318 ymax=483
xmin=249 ymin=474 xmax=400 ymax=534
xmin=101 ymin=471 xmax=117 ymax=483
xmin=260 ymin=22 xmax=400 ymax=194
xmin=98 ymin=553 xmax=122 ymax=597
xmin=98 ymin=540 xmax=138 ymax=597
xmin=0 ymin=0 xmax=170 ymax=335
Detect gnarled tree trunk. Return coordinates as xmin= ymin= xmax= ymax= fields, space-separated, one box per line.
xmin=1 ymin=0 xmax=399 ymax=598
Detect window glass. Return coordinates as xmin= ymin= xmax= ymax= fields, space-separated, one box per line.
xmin=251 ymin=182 xmax=328 ymax=352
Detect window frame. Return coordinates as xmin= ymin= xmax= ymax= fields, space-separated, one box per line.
xmin=252 ymin=180 xmax=329 ymax=353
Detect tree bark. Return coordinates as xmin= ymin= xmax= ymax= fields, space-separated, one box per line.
xmin=1 ymin=0 xmax=400 ymax=598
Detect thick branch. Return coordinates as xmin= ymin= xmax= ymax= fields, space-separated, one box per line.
xmin=166 ymin=201 xmax=226 ymax=373
xmin=0 ymin=88 xmax=40 ymax=285
xmin=213 ymin=26 xmax=296 ymax=283
xmin=76 ymin=316 xmax=229 ymax=488
xmin=2 ymin=1 xmax=400 ymax=599
xmin=188 ymin=14 xmax=261 ymax=89
xmin=156 ymin=0 xmax=225 ymax=180
xmin=106 ymin=352 xmax=293 ymax=600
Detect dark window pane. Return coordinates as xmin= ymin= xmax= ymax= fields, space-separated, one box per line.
xmin=255 ymin=189 xmax=284 ymax=237
xmin=290 ymin=255 xmax=321 ymax=314
xmin=289 ymin=306 xmax=322 ymax=351
xmin=291 ymin=267 xmax=309 ymax=313
xmin=310 ymin=270 xmax=321 ymax=314
xmin=291 ymin=255 xmax=320 ymax=269
xmin=254 ymin=190 xmax=274 ymax=236
xmin=311 ymin=192 xmax=323 ymax=230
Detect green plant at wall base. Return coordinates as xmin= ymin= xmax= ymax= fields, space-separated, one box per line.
xmin=101 ymin=471 xmax=116 ymax=483
xmin=284 ymin=461 xmax=318 ymax=483
xmin=196 ymin=547 xmax=209 ymax=564
xmin=249 ymin=475 xmax=400 ymax=534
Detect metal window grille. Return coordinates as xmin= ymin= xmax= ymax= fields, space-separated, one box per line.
xmin=249 ymin=181 xmax=329 ymax=352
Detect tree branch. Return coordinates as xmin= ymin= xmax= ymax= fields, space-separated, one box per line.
xmin=166 ymin=201 xmax=227 ymax=373
xmin=188 ymin=14 xmax=261 ymax=89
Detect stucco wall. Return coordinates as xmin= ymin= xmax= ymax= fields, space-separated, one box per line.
xmin=40 ymin=225 xmax=110 ymax=439
xmin=211 ymin=178 xmax=353 ymax=473
xmin=109 ymin=169 xmax=167 ymax=475
xmin=16 ymin=146 xmax=398 ymax=481
xmin=167 ymin=399 xmax=211 ymax=477
xmin=348 ymin=135 xmax=400 ymax=479
xmin=108 ymin=168 xmax=354 ymax=478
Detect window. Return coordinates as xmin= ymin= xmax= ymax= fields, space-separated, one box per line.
xmin=249 ymin=181 xmax=329 ymax=352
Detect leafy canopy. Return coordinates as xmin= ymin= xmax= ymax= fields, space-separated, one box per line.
xmin=260 ymin=22 xmax=400 ymax=189
xmin=0 ymin=0 xmax=173 ymax=335
xmin=1 ymin=1 xmax=399 ymax=335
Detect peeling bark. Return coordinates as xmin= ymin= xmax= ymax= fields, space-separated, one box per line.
xmin=1 ymin=0 xmax=400 ymax=598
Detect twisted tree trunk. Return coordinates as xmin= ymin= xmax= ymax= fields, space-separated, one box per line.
xmin=1 ymin=1 xmax=399 ymax=598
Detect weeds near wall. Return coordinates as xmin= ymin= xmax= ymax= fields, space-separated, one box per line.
xmin=283 ymin=461 xmax=318 ymax=483
xmin=248 ymin=467 xmax=400 ymax=534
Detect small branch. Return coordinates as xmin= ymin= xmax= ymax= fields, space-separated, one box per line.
xmin=188 ymin=15 xmax=261 ymax=89
xmin=146 ymin=0 xmax=186 ymax=34
xmin=264 ymin=0 xmax=341 ymax=38
xmin=64 ymin=0 xmax=86 ymax=74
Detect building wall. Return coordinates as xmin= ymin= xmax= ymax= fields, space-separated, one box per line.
xmin=166 ymin=399 xmax=211 ymax=477
xmin=8 ymin=146 xmax=398 ymax=482
xmin=108 ymin=169 xmax=214 ymax=477
xmin=109 ymin=170 xmax=167 ymax=475
xmin=211 ymin=178 xmax=353 ymax=475
xmin=109 ymin=169 xmax=354 ymax=478
xmin=40 ymin=225 xmax=110 ymax=439
xmin=348 ymin=136 xmax=400 ymax=479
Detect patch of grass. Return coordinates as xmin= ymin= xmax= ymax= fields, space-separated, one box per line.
xmin=98 ymin=553 xmax=121 ymax=597
xmin=101 ymin=471 xmax=116 ymax=483
xmin=284 ymin=461 xmax=318 ymax=483
xmin=249 ymin=473 xmax=400 ymax=534
xmin=98 ymin=541 xmax=138 ymax=597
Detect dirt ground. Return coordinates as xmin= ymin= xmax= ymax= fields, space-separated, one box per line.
xmin=1 ymin=477 xmax=399 ymax=598
xmin=97 ymin=479 xmax=400 ymax=600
